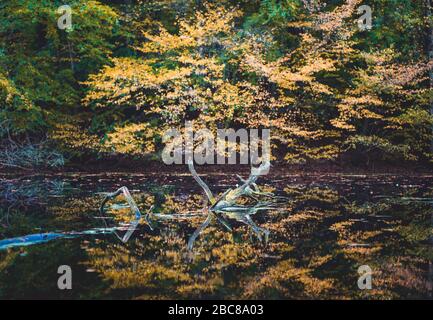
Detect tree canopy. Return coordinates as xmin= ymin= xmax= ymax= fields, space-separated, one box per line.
xmin=1 ymin=0 xmax=432 ymax=167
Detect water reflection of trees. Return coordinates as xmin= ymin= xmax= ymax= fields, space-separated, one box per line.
xmin=0 ymin=180 xmax=431 ymax=299
xmin=83 ymin=184 xmax=432 ymax=299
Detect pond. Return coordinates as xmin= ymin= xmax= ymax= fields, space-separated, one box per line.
xmin=0 ymin=170 xmax=432 ymax=299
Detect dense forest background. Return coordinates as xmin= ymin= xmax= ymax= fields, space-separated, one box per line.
xmin=1 ymin=0 xmax=432 ymax=170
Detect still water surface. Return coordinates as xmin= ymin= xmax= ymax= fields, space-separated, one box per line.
xmin=0 ymin=172 xmax=432 ymax=299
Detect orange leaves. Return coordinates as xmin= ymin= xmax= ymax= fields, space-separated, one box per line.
xmin=331 ymin=94 xmax=384 ymax=131
xmin=139 ymin=3 xmax=241 ymax=54
xmin=314 ymin=0 xmax=362 ymax=35
xmin=104 ymin=123 xmax=156 ymax=155
xmin=361 ymin=50 xmax=433 ymax=90
xmin=140 ymin=28 xmax=195 ymax=53
xmin=78 ymin=1 xmax=432 ymax=163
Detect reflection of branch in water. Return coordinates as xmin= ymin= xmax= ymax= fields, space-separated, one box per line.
xmin=187 ymin=211 xmax=213 ymax=251
xmin=0 ymin=227 xmax=132 ymax=251
xmin=185 ymin=160 xmax=277 ymax=250
xmin=0 ymin=188 xmax=142 ymax=250
xmin=99 ymin=186 xmax=141 ymax=243
xmin=0 ymin=179 xmax=65 ymax=226
xmin=101 ymin=161 xmax=287 ymax=251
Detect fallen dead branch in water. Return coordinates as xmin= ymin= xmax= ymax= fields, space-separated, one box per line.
xmin=100 ymin=161 xmax=287 ymax=250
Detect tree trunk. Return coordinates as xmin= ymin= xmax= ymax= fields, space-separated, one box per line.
xmin=67 ymin=39 xmax=74 ymax=72
xmin=424 ymin=0 xmax=433 ymax=298
xmin=427 ymin=0 xmax=433 ymax=153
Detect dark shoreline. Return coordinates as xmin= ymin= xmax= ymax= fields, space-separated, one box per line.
xmin=1 ymin=160 xmax=432 ymax=177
